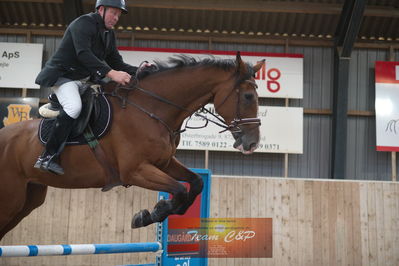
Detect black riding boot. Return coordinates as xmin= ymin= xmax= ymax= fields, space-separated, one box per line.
xmin=34 ymin=110 xmax=75 ymax=175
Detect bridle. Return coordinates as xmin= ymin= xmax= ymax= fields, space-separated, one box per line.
xmin=192 ymin=79 xmax=261 ymax=133
xmin=103 ymin=76 xmax=261 ymax=136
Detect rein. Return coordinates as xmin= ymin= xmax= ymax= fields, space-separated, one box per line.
xmin=103 ymin=84 xmax=180 ymax=136
xmin=103 ymin=77 xmax=260 ymax=136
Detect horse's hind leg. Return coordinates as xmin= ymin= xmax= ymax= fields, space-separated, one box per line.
xmin=0 ymin=182 xmax=48 ymax=240
xmin=129 ymin=164 xmax=189 ymax=228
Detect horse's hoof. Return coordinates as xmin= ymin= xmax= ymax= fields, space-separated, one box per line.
xmin=131 ymin=209 xmax=151 ymax=229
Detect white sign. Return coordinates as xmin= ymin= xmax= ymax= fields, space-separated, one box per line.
xmin=375 ymin=61 xmax=399 ymax=151
xmin=119 ymin=47 xmax=303 ymax=99
xmin=178 ymin=105 xmax=303 ymax=154
xmin=0 ymin=42 xmax=43 ymax=89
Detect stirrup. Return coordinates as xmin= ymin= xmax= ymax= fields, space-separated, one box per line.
xmin=34 ymin=156 xmax=45 ymax=169
xmin=39 ymin=155 xmax=65 ymax=175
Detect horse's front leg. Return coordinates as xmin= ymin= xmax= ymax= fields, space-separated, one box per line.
xmin=162 ymin=156 xmax=204 ymax=214
xmin=128 ymin=163 xmax=189 ymax=228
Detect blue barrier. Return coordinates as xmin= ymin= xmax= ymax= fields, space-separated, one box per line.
xmin=0 ymin=242 xmax=161 ymax=257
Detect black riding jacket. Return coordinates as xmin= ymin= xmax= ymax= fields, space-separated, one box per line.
xmin=36 ymin=12 xmax=137 ymax=87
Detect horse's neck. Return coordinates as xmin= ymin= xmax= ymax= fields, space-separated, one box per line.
xmin=151 ymin=67 xmax=216 ymax=94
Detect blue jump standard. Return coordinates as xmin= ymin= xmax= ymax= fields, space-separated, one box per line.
xmin=0 ymin=242 xmax=161 ymax=257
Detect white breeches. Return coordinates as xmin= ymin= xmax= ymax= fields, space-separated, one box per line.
xmin=51 ymin=78 xmax=87 ymax=119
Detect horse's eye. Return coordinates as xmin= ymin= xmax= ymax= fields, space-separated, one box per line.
xmin=244 ymin=93 xmax=254 ymax=101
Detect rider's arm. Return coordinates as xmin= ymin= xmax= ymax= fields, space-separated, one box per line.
xmin=105 ymin=31 xmax=138 ymax=76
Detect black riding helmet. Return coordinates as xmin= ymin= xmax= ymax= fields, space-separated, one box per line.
xmin=95 ymin=0 xmax=128 ymax=14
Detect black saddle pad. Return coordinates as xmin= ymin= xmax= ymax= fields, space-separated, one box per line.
xmin=38 ymin=94 xmax=112 ymax=145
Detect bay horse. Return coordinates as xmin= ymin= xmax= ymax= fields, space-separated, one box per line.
xmin=0 ymin=52 xmax=264 ymax=240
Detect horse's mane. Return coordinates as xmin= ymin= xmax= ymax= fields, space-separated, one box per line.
xmin=136 ymin=54 xmax=254 ymax=80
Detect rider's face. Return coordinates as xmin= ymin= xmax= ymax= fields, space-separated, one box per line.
xmin=98 ymin=6 xmax=122 ymax=29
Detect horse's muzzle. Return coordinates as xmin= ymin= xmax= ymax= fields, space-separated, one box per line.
xmin=232 ymin=127 xmax=260 ymax=155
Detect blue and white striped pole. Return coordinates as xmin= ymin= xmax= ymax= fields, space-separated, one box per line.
xmin=0 ymin=242 xmax=162 ymax=257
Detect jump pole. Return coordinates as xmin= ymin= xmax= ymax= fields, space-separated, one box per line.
xmin=0 ymin=242 xmax=162 ymax=257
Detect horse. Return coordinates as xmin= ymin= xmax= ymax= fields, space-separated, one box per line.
xmin=0 ymin=52 xmax=264 ymax=240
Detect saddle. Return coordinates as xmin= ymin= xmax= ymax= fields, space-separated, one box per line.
xmin=38 ymin=84 xmax=112 ymax=146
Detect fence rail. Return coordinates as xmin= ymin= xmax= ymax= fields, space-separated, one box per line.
xmin=0 ymin=242 xmax=162 ymax=257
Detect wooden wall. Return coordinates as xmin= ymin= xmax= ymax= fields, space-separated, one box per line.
xmin=1 ymin=177 xmax=398 ymax=266
xmin=209 ymin=177 xmax=399 ymax=266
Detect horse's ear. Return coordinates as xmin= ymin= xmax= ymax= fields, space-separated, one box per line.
xmin=253 ymin=59 xmax=265 ymax=73
xmin=235 ymin=51 xmax=247 ymax=75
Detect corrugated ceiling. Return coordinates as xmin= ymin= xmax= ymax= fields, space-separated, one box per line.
xmin=0 ymin=0 xmax=398 ymax=43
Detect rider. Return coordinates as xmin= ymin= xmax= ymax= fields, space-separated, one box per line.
xmin=34 ymin=0 xmax=137 ymax=175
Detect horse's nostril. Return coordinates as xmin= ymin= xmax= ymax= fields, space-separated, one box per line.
xmin=250 ymin=142 xmax=258 ymax=150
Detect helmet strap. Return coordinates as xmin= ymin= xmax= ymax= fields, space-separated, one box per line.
xmin=102 ymin=6 xmax=107 ymax=22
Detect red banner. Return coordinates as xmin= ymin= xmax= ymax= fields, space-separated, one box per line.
xmin=375 ymin=61 xmax=399 ymax=84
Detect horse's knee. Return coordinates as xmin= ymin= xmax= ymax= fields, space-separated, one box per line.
xmin=189 ymin=174 xmax=203 ymax=196
xmin=174 ymin=182 xmax=188 ymax=197
xmin=193 ymin=174 xmax=203 ymax=191
xmin=170 ymin=183 xmax=189 ymax=206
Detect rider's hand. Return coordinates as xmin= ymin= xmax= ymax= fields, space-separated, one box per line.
xmin=106 ymin=70 xmax=131 ymax=85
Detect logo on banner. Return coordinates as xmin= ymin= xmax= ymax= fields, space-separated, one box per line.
xmin=3 ymin=104 xmax=33 ymax=126
xmin=254 ymin=62 xmax=282 ymax=93
xmin=2 ymin=51 xmax=20 ymax=60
